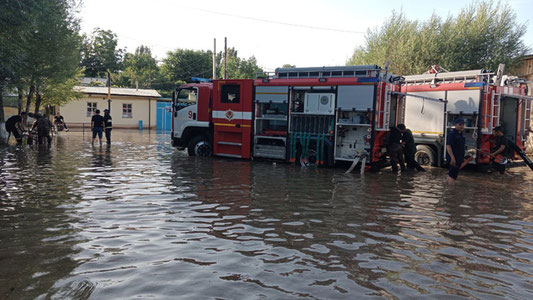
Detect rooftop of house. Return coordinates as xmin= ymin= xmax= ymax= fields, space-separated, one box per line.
xmin=75 ymin=86 xmax=161 ymax=98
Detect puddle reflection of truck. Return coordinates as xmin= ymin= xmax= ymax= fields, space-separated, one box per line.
xmin=171 ymin=66 xmax=404 ymax=172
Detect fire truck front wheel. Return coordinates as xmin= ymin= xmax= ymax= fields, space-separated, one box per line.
xmin=188 ymin=135 xmax=212 ymax=157
xmin=415 ymin=145 xmax=435 ymax=166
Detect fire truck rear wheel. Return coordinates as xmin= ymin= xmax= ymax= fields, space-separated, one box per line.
xmin=415 ymin=145 xmax=435 ymax=166
xmin=188 ymin=135 xmax=212 ymax=157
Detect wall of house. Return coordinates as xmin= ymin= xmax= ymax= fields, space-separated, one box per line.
xmin=60 ymin=94 xmax=158 ymax=129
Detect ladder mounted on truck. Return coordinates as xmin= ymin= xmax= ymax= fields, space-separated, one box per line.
xmin=402 ymin=69 xmax=493 ymax=85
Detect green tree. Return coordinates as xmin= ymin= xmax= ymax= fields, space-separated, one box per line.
xmin=115 ymin=45 xmax=159 ymax=89
xmin=347 ymin=1 xmax=529 ymax=74
xmin=162 ymin=49 xmax=213 ymax=82
xmin=218 ymin=48 xmax=264 ymax=79
xmin=81 ymin=28 xmax=125 ymax=77
xmin=0 ymin=0 xmax=36 ymax=124
xmin=27 ymin=0 xmax=82 ymax=115
xmin=40 ymin=68 xmax=84 ymax=115
xmin=1 ymin=0 xmax=81 ymax=144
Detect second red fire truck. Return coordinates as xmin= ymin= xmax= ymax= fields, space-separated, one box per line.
xmin=400 ymin=65 xmax=532 ymax=169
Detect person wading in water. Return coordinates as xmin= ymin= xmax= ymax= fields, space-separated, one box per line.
xmin=398 ymin=124 xmax=425 ymax=172
xmin=91 ymin=109 xmax=105 ymax=147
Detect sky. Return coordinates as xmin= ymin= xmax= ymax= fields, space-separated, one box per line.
xmin=78 ymin=0 xmax=533 ymax=72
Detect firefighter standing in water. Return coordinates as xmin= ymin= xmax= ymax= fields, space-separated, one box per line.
xmin=445 ymin=118 xmax=474 ymax=185
xmin=387 ymin=125 xmax=406 ymax=173
xmin=398 ymin=124 xmax=425 ymax=172
xmin=103 ymin=109 xmax=112 ymax=144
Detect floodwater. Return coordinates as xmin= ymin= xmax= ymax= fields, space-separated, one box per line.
xmin=1 ymin=130 xmax=532 ymax=300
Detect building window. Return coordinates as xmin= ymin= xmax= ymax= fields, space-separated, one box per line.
xmin=221 ymin=84 xmax=240 ymax=103
xmin=87 ymin=102 xmax=97 ymax=117
xmin=122 ymin=103 xmax=132 ymax=118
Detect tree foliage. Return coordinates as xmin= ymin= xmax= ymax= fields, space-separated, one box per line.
xmin=40 ymin=68 xmax=84 ymax=108
xmin=0 ymin=0 xmax=82 ymax=130
xmin=162 ymin=49 xmax=213 ymax=82
xmin=114 ymin=45 xmax=158 ymax=89
xmin=218 ymin=48 xmax=264 ymax=79
xmin=347 ymin=1 xmax=529 ymax=74
xmin=81 ymin=28 xmax=124 ymax=77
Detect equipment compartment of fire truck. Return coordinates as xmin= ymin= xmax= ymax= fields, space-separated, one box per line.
xmin=171 ymin=65 xmax=404 ymax=171
xmin=401 ymin=65 xmax=532 ymax=168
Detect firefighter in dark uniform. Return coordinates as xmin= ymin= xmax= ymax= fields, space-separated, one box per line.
xmin=398 ymin=124 xmax=425 ymax=171
xmin=387 ymin=125 xmax=406 ymax=173
xmin=446 ymin=118 xmax=474 ymax=185
xmin=490 ymin=126 xmax=509 ymax=174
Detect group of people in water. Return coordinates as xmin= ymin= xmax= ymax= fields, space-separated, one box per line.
xmin=445 ymin=118 xmax=511 ymax=185
xmin=386 ymin=123 xmax=426 ymax=173
xmin=6 ymin=111 xmax=68 ymax=145
xmin=90 ymin=109 xmax=112 ymax=146
xmin=387 ymin=118 xmax=512 ymax=185
xmin=5 ymin=109 xmax=112 ymax=147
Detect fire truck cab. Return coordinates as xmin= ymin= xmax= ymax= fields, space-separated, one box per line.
xmin=400 ymin=66 xmax=532 ymax=167
xmin=172 ymin=65 xmax=403 ymax=171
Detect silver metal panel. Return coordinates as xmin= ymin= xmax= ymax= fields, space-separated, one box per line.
xmin=404 ymin=91 xmax=446 ymax=135
xmin=446 ymin=90 xmax=481 ymax=114
xmin=337 ymin=85 xmax=374 ymax=110
xmin=255 ymin=86 xmax=288 ymax=103
xmin=304 ymin=93 xmax=335 ymax=115
xmin=254 ymin=145 xmax=286 ymax=159
xmin=335 ymin=126 xmax=369 ymax=159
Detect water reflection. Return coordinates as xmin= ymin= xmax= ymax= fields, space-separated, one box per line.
xmin=0 ymin=130 xmax=532 ymax=299
xmin=0 ymin=143 xmax=82 ymax=299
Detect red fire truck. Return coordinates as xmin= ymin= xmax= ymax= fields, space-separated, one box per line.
xmin=400 ymin=66 xmax=533 ymax=168
xmin=171 ymin=66 xmax=403 ymax=171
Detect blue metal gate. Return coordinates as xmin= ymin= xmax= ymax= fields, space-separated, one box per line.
xmin=156 ymin=101 xmax=172 ymax=131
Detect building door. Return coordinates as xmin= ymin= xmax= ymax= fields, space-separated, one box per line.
xmin=157 ymin=101 xmax=172 ymax=131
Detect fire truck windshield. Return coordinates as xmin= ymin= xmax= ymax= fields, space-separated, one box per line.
xmin=175 ymin=88 xmax=197 ymax=111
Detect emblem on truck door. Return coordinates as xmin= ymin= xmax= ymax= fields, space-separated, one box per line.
xmin=225 ymin=109 xmax=234 ymax=121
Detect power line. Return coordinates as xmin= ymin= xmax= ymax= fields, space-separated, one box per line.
xmin=183 ymin=6 xmax=366 ymax=34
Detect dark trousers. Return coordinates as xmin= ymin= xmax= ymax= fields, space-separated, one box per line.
xmin=404 ymin=149 xmax=424 ymax=170
xmin=8 ymin=128 xmax=22 ymax=143
xmin=38 ymin=130 xmax=51 ymax=145
xmin=493 ymin=161 xmax=506 ymax=174
xmin=388 ymin=144 xmax=405 ymax=172
xmin=54 ymin=122 xmax=68 ymax=130
xmin=105 ymin=128 xmax=112 ymax=143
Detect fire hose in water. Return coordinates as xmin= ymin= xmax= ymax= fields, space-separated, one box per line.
xmin=345 ymin=150 xmax=367 ymax=175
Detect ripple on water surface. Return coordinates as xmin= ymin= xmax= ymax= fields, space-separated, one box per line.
xmin=0 ymin=130 xmax=532 ymax=299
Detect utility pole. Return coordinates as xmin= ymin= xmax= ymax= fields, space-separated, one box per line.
xmin=213 ymin=38 xmax=216 ymax=79
xmin=224 ymin=37 xmax=227 ymax=80
xmin=106 ymin=71 xmax=111 ymax=111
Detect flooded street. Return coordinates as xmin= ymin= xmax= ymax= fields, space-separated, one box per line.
xmin=1 ymin=130 xmax=532 ymax=299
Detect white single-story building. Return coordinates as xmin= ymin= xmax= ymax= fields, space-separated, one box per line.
xmin=60 ymin=86 xmax=161 ymax=129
